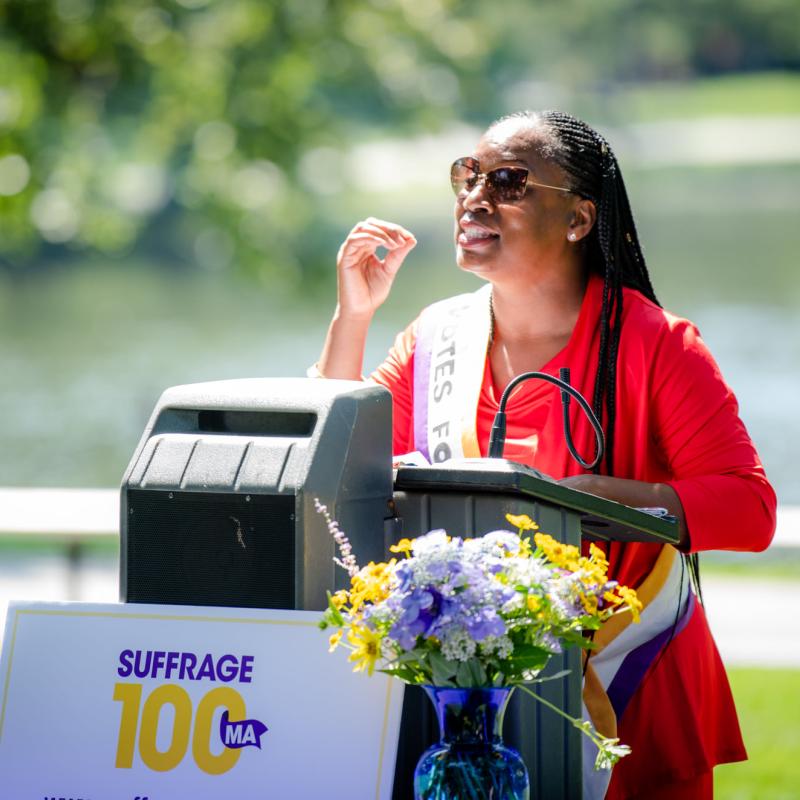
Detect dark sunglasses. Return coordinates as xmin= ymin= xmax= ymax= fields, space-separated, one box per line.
xmin=450 ymin=156 xmax=574 ymax=203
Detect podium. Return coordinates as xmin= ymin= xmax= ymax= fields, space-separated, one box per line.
xmin=388 ymin=458 xmax=680 ymax=800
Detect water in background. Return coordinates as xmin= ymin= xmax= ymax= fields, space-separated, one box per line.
xmin=1 ymin=159 xmax=798 ymax=503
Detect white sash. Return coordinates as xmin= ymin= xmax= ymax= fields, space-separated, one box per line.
xmin=413 ymin=285 xmax=492 ymax=462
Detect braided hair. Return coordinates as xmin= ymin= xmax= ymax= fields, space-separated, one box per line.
xmin=491 ymin=110 xmax=659 ymax=475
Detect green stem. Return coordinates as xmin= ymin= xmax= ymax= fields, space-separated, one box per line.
xmin=515 ymin=682 xmax=605 ymax=751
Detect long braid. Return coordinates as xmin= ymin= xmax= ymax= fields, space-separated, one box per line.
xmin=492 ymin=110 xmax=660 ymax=475
xmin=592 ymin=267 xmax=612 ymax=441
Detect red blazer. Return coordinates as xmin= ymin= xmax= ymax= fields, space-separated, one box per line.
xmin=372 ymin=273 xmax=776 ymax=795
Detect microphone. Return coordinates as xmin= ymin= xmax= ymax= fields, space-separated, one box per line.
xmin=487 ymin=368 xmax=605 ymax=470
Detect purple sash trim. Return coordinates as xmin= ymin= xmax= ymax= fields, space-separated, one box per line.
xmin=413 ymin=305 xmax=437 ymax=460
xmin=606 ymin=592 xmax=696 ymax=720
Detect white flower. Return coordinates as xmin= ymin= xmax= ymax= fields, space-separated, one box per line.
xmin=501 ymin=592 xmax=526 ymax=613
xmin=441 ymin=628 xmax=477 ymax=662
xmin=411 ymin=529 xmax=451 ymax=555
xmin=381 ymin=637 xmax=399 ymax=660
xmin=470 ymin=530 xmax=521 ymax=556
xmin=505 ymin=557 xmax=551 ymax=587
xmin=479 ymin=635 xmax=513 ymax=659
xmin=594 ymin=740 xmax=632 ymax=770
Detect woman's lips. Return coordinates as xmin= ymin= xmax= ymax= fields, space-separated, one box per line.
xmin=457 ymin=225 xmax=500 ymax=250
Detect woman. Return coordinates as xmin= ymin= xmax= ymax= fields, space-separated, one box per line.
xmin=315 ymin=111 xmax=776 ymax=799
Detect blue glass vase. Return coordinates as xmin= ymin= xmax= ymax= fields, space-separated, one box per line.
xmin=414 ymin=686 xmax=530 ymax=800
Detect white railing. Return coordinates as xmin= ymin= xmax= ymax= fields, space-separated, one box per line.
xmin=0 ymin=487 xmax=119 ymax=537
xmin=0 ymin=488 xmax=118 ymax=600
xmin=2 ymin=487 xmax=799 ymax=544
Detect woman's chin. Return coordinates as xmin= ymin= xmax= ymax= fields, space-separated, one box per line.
xmin=456 ymin=247 xmax=496 ymax=275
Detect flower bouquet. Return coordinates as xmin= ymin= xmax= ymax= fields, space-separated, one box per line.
xmin=317 ymin=501 xmax=641 ymax=798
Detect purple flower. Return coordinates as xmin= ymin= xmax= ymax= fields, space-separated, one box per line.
xmin=394 ymin=560 xmax=414 ymax=592
xmin=426 ymin=560 xmax=448 ymax=580
xmin=466 ymin=610 xmax=506 ymax=641
xmin=401 ymin=588 xmax=435 ymax=616
xmin=390 ymin=587 xmax=442 ymax=650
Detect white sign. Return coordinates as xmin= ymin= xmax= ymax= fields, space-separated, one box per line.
xmin=0 ymin=601 xmax=404 ymax=799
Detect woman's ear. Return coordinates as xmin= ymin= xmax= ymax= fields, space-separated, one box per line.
xmin=566 ymin=198 xmax=597 ymax=243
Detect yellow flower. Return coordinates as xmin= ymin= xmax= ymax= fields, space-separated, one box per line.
xmin=603 ymin=590 xmax=624 ymax=606
xmin=602 ymin=586 xmax=643 ymax=622
xmin=331 ymin=590 xmax=349 ymax=610
xmin=579 ymin=591 xmax=599 ymax=615
xmin=617 ymin=586 xmax=643 ymax=623
xmin=347 ymin=625 xmax=382 ymax=675
xmin=349 ymin=559 xmax=396 ymax=611
xmin=389 ymin=538 xmax=414 ymax=556
xmin=526 ymin=594 xmax=542 ymax=613
xmin=505 ymin=513 xmax=540 ymax=532
xmin=534 ymin=533 xmax=581 ymax=571
xmin=589 ymin=542 xmax=609 ymax=570
xmin=328 ymin=630 xmax=343 ymax=652
xmin=518 ymin=536 xmax=532 ymax=558
xmin=576 ymin=558 xmax=608 ymax=588
xmin=573 ymin=543 xmax=610 ymax=587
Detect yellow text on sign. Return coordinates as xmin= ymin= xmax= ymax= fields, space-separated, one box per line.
xmin=113 ymin=683 xmax=246 ymax=775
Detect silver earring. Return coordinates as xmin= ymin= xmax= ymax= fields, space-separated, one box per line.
xmin=568 ymin=232 xmax=577 ymax=242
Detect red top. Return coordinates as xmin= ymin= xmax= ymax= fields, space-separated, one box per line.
xmin=372 ymin=273 xmax=776 ymax=793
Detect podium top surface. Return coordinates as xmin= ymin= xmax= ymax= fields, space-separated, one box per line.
xmin=393 ymin=459 xmax=680 ymax=546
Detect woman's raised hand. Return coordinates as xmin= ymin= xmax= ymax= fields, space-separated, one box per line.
xmin=317 ymin=218 xmax=415 ymax=379
xmin=336 ymin=217 xmax=416 ymax=319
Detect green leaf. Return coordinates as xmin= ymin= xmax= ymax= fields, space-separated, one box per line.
xmin=395 ymin=649 xmax=425 ymax=664
xmin=469 ymin=658 xmax=488 ymax=687
xmin=429 ymin=651 xmax=458 ymax=687
xmin=379 ymin=666 xmax=418 ymax=683
xmin=498 ymin=644 xmax=551 ymax=677
xmin=456 ymin=660 xmax=475 ymax=687
xmin=428 ymin=650 xmax=457 ymax=675
xmin=513 ymin=643 xmax=552 ymax=661
xmin=325 ymin=591 xmax=345 ymax=626
xmin=523 ymin=668 xmax=571 ymax=685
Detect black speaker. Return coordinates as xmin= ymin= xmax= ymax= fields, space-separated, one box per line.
xmin=120 ymin=378 xmax=392 ymax=610
xmin=124 ymin=489 xmax=295 ymax=608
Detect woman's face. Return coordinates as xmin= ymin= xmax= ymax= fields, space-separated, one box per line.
xmin=453 ymin=118 xmax=580 ymax=282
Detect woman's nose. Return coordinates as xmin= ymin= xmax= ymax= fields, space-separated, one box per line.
xmin=460 ymin=178 xmax=494 ymax=212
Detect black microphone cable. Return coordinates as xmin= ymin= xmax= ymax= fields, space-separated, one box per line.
xmin=487 ymin=368 xmax=605 ymax=470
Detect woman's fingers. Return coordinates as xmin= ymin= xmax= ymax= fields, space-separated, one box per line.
xmin=344 ymin=231 xmax=401 ymax=252
xmin=383 ymin=235 xmax=416 ymax=273
xmin=351 ymin=218 xmax=415 ymax=246
xmin=361 ymin=217 xmax=415 ymax=238
xmin=338 ymin=238 xmax=395 ymax=271
xmin=335 ymin=218 xmax=416 ymax=316
xmin=339 ymin=219 xmax=416 ymax=268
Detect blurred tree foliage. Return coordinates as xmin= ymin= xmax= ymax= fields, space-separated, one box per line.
xmin=0 ymin=0 xmax=798 ymax=284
